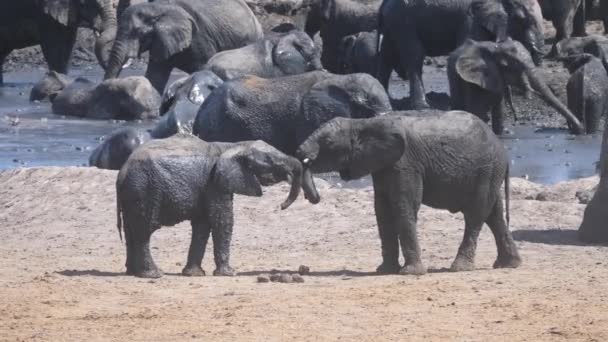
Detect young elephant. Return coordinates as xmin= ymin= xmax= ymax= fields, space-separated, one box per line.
xmin=29 ymin=71 xmax=73 ymax=102
xmin=296 ymin=111 xmax=522 ymax=275
xmin=52 ymin=76 xmax=161 ymax=120
xmin=116 ymin=134 xmax=319 ymax=278
xmin=204 ymin=29 xmax=322 ymax=80
xmin=448 ymin=39 xmax=584 ymax=134
xmin=89 ymin=128 xmax=152 ymax=170
xmin=336 ymin=30 xmax=378 ymax=75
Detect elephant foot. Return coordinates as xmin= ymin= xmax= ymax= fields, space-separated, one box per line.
xmin=182 ymin=264 xmax=206 ymax=277
xmin=133 ymin=267 xmax=163 ymax=279
xmin=410 ymin=98 xmax=430 ymax=110
xmin=493 ymin=255 xmax=522 ymax=269
xmin=450 ymin=257 xmax=475 ymax=272
xmin=376 ymin=261 xmax=401 ymax=275
xmin=213 ymin=265 xmax=236 ymax=277
xmin=399 ymin=262 xmax=427 ymax=276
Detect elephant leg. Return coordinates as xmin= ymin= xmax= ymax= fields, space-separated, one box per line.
xmin=584 ymin=98 xmax=602 ymax=134
xmin=0 ymin=51 xmax=9 ymax=85
xmin=209 ymin=196 xmax=236 ymax=276
xmin=39 ymin=22 xmax=77 ymax=74
xmin=124 ymin=219 xmax=163 ymax=278
xmin=491 ymin=102 xmax=505 ymax=135
xmin=450 ymin=211 xmax=485 ymax=272
xmin=486 ymin=198 xmax=522 ymax=269
xmin=373 ymin=187 xmax=401 ymax=274
xmin=182 ymin=217 xmax=211 ymax=277
xmin=377 ymin=34 xmax=396 ymax=90
xmin=145 ymin=60 xmax=173 ymax=95
xmin=404 ymin=41 xmax=428 ymax=109
xmin=573 ymin=0 xmax=587 ymax=37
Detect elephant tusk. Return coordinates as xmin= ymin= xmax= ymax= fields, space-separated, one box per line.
xmin=302 ymin=158 xmax=310 ymax=165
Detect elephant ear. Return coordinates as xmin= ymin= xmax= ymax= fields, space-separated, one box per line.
xmin=40 ymin=0 xmax=77 ymax=26
xmin=350 ymin=118 xmax=405 ymax=177
xmin=455 ymin=43 xmax=502 ymax=93
xmin=214 ymin=146 xmax=263 ymax=197
xmin=469 ymin=0 xmax=508 ymax=42
xmin=151 ymin=8 xmax=193 ymax=61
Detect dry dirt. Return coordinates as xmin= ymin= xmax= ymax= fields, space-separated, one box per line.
xmin=0 ymin=167 xmax=606 ymax=341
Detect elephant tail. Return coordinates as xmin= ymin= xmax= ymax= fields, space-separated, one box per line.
xmin=117 ymin=197 xmax=123 ymax=243
xmin=505 ymin=163 xmax=510 ymax=228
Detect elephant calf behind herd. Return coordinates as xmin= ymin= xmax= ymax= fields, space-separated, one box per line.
xmin=5 ymin=0 xmax=608 ymax=278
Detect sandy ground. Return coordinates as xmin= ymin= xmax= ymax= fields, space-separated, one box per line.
xmin=0 ymin=167 xmax=606 ymax=341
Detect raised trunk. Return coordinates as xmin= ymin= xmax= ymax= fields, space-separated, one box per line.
xmin=281 ymin=161 xmax=303 ymax=210
xmin=104 ymin=36 xmax=131 ymax=79
xmin=578 ymin=119 xmax=608 ymax=243
xmin=94 ymin=0 xmax=118 ymax=70
xmin=301 ymin=167 xmax=320 ymax=204
xmin=525 ymin=68 xmax=585 ymax=134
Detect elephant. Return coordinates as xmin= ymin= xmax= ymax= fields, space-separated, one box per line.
xmin=561 ymin=53 xmax=608 ymax=134
xmin=29 ymin=71 xmax=73 ymax=102
xmin=555 ymin=35 xmax=608 ymax=58
xmin=538 ymin=0 xmax=587 ymax=52
xmin=204 ymin=29 xmax=322 ymax=81
xmin=89 ymin=127 xmax=152 ymax=170
xmin=295 ymin=111 xmax=522 ymax=275
xmin=116 ymin=134 xmax=319 ymax=278
xmin=336 ymin=30 xmax=378 ymax=75
xmin=246 ymin=0 xmax=324 ymax=36
xmin=193 ymin=70 xmax=392 ymax=155
xmin=448 ymin=39 xmax=584 ymax=134
xmin=578 ymin=118 xmax=608 ymax=243
xmin=377 ymin=0 xmax=545 ymax=109
xmin=52 ymin=76 xmax=161 ymax=120
xmin=0 ymin=0 xmax=124 ymax=85
xmin=104 ymin=0 xmax=264 ymax=94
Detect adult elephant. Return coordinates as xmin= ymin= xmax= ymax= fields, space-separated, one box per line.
xmin=0 ymin=0 xmax=123 ymax=85
xmin=377 ymin=0 xmax=545 ymax=109
xmin=295 ymin=111 xmax=521 ymax=275
xmin=193 ymin=71 xmax=392 ymax=155
xmin=538 ymin=0 xmax=587 ymax=52
xmin=104 ymin=0 xmax=264 ymax=93
xmin=448 ymin=39 xmax=584 ymax=134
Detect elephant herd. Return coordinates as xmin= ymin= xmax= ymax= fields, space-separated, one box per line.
xmin=4 ymin=0 xmax=608 ymax=277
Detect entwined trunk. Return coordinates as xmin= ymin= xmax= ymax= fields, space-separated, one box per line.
xmin=94 ymin=0 xmax=118 ymax=70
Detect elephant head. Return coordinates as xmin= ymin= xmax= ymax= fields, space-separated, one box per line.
xmin=215 ymin=141 xmax=319 ymax=209
xmin=89 ymin=127 xmax=152 ymax=170
xmin=104 ymin=1 xmax=193 ymax=80
xmin=337 ymin=34 xmax=357 ymax=73
xmin=40 ymin=0 xmax=120 ymax=69
xmin=151 ymin=70 xmax=224 ymax=138
xmin=273 ymin=30 xmax=323 ymax=74
xmin=470 ymin=0 xmax=545 ymax=66
xmin=30 ymin=71 xmax=73 ymax=102
xmin=296 ymin=116 xmax=405 ymax=199
xmin=454 ymin=39 xmax=584 ymax=133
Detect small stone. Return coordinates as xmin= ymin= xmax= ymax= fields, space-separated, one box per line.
xmin=298 ymin=265 xmax=310 ymax=275
xmin=257 ymin=275 xmax=270 ymax=283
xmin=269 ymin=274 xmax=281 ymax=282
xmin=535 ymin=192 xmax=549 ymax=201
xmin=278 ymin=274 xmax=293 ymax=283
xmin=292 ymin=274 xmax=305 ymax=283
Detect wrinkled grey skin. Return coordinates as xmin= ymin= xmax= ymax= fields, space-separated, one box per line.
xmin=538 ymin=0 xmax=587 ymax=50
xmin=104 ymin=0 xmax=263 ymax=94
xmin=337 ymin=30 xmax=378 ymax=75
xmin=116 ymin=135 xmax=318 ymax=278
xmin=89 ymin=128 xmax=152 ymax=170
xmin=555 ymin=35 xmax=608 ymax=58
xmin=0 ymin=0 xmax=126 ymax=85
xmin=317 ymin=0 xmax=381 ymax=73
xmin=193 ymin=71 xmax=392 ymax=155
xmin=29 ymin=71 xmax=73 ymax=102
xmin=205 ymin=29 xmax=322 ymax=80
xmin=378 ymin=0 xmax=545 ymax=110
xmin=448 ymin=39 xmax=584 ymax=134
xmin=152 ymin=70 xmax=225 ymax=139
xmin=562 ymin=53 xmax=608 ymax=133
xmin=295 ymin=111 xmax=522 ymax=275
xmin=578 ymin=118 xmax=608 ymax=243
xmin=52 ymin=76 xmax=161 ymax=120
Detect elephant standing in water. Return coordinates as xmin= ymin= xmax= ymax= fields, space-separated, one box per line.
xmin=104 ymin=0 xmax=263 ymax=93
xmin=448 ymin=39 xmax=584 ymax=134
xmin=377 ymin=0 xmax=545 ymax=109
xmin=296 ymin=111 xmax=522 ymax=275
xmin=116 ymin=135 xmax=319 ymax=278
xmin=0 ymin=0 xmax=125 ymax=85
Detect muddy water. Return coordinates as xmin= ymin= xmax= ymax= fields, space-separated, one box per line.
xmin=0 ymin=66 xmax=602 ymax=184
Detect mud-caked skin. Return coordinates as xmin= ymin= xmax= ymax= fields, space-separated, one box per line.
xmin=193 ymin=70 xmax=392 ymax=155
xmin=296 ymin=111 xmax=522 ymax=275
xmin=116 ymin=135 xmax=320 ymax=278
xmin=29 ymin=71 xmax=73 ymax=102
xmin=448 ymin=39 xmax=584 ymax=134
xmin=89 ymin=128 xmax=152 ymax=170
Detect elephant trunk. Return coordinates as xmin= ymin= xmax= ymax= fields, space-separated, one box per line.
xmin=280 ymin=159 xmax=303 ymax=210
xmin=94 ymin=0 xmax=118 ymax=70
xmin=524 ymin=68 xmax=585 ymax=134
xmin=301 ymin=166 xmax=320 ymax=204
xmin=104 ymin=34 xmax=133 ymax=80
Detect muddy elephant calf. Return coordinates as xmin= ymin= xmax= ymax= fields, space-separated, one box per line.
xmin=116 ymin=134 xmax=319 ymax=278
